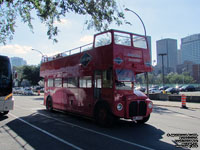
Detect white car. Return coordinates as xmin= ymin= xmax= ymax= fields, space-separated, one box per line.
xmin=149 ymin=88 xmax=162 ymax=94
xmin=13 ymin=87 xmax=24 ymax=94
xmin=23 ymin=88 xmax=34 ymax=95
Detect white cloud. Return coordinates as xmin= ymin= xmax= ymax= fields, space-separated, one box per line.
xmin=54 ymin=19 xmax=71 ymax=27
xmin=80 ymin=35 xmax=93 ymax=43
xmin=0 ymin=44 xmax=31 ymax=55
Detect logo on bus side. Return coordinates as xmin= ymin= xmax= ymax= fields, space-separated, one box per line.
xmin=80 ymin=53 xmax=92 ymax=67
xmin=114 ymin=57 xmax=123 ymax=64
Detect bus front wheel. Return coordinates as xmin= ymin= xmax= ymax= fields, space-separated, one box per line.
xmin=46 ymin=97 xmax=53 ymax=111
xmin=0 ymin=111 xmax=9 ymax=116
xmin=95 ymin=104 xmax=114 ymax=127
xmin=137 ymin=115 xmax=150 ymax=124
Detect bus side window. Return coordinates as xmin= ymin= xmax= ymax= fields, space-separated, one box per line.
xmin=55 ymin=78 xmax=62 ymax=87
xmin=68 ymin=77 xmax=78 ymax=88
xmin=48 ymin=79 xmax=54 ymax=87
xmin=103 ymin=69 xmax=112 ymax=88
xmin=79 ymin=76 xmax=92 ymax=88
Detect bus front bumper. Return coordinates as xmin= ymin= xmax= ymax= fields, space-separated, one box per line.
xmin=0 ymin=100 xmax=14 ymax=112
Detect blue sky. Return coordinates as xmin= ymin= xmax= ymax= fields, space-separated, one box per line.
xmin=0 ymin=0 xmax=200 ymax=65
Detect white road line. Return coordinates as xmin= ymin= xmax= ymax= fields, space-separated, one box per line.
xmin=14 ymin=104 xmax=155 ymax=150
xmin=9 ymin=113 xmax=83 ymax=150
xmin=38 ymin=113 xmax=155 ymax=150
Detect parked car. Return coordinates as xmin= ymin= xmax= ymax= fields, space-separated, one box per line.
xmin=13 ymin=87 xmax=18 ymax=94
xmin=135 ymin=86 xmax=146 ymax=92
xmin=151 ymin=85 xmax=159 ymax=89
xmin=23 ymin=88 xmax=34 ymax=95
xmin=179 ymin=85 xmax=195 ymax=92
xmin=159 ymin=86 xmax=169 ymax=91
xmin=149 ymin=88 xmax=162 ymax=94
xmin=13 ymin=87 xmax=24 ymax=94
xmin=165 ymin=87 xmax=179 ymax=94
xmin=33 ymin=86 xmax=43 ymax=92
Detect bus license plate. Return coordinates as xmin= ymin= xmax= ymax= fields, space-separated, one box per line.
xmin=132 ymin=116 xmax=143 ymax=120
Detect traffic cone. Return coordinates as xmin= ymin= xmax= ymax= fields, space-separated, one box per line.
xmin=37 ymin=90 xmax=40 ymax=96
xmin=181 ymin=94 xmax=188 ymax=109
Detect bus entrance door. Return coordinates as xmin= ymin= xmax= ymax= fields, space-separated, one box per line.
xmin=94 ymin=71 xmax=102 ymax=100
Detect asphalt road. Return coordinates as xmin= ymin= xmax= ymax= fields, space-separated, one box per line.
xmin=0 ymin=95 xmax=199 ymax=150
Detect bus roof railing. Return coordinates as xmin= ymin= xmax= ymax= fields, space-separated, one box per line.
xmin=42 ymin=43 xmax=93 ymax=63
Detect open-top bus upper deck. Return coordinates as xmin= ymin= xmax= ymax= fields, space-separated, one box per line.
xmin=40 ymin=29 xmax=152 ymax=78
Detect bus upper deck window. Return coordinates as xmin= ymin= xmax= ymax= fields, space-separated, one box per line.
xmin=133 ymin=35 xmax=147 ymax=49
xmin=95 ymin=32 xmax=111 ymax=48
xmin=114 ymin=32 xmax=131 ymax=46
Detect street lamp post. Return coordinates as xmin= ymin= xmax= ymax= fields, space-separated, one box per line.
xmin=32 ymin=48 xmax=44 ymax=56
xmin=125 ymin=8 xmax=149 ymax=96
xmin=32 ymin=48 xmax=46 ymax=62
xmin=159 ymin=53 xmax=167 ymax=86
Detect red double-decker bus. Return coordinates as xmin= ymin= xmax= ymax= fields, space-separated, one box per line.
xmin=40 ymin=29 xmax=153 ymax=126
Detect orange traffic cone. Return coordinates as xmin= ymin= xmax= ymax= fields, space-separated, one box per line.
xmin=181 ymin=94 xmax=188 ymax=109
xmin=37 ymin=90 xmax=40 ymax=96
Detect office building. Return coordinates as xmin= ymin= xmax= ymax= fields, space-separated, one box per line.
xmin=156 ymin=38 xmax=178 ymax=74
xmin=181 ymin=33 xmax=200 ymax=64
xmin=10 ymin=57 xmax=27 ymax=67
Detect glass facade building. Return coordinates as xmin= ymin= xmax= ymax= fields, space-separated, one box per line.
xmin=181 ymin=33 xmax=200 ymax=64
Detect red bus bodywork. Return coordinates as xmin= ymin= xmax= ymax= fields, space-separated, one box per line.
xmin=40 ymin=29 xmax=153 ymax=125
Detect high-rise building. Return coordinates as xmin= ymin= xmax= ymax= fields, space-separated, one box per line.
xmin=177 ymin=49 xmax=182 ymax=65
xmin=10 ymin=57 xmax=27 ymax=67
xmin=181 ymin=33 xmax=200 ymax=64
xmin=156 ymin=38 xmax=178 ymax=73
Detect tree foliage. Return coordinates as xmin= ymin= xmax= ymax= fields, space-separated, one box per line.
xmin=136 ymin=72 xmax=196 ymax=85
xmin=0 ymin=0 xmax=124 ymax=44
xmin=15 ymin=65 xmax=41 ymax=86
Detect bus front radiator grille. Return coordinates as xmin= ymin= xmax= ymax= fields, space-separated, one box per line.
xmin=129 ymin=101 xmax=147 ymax=117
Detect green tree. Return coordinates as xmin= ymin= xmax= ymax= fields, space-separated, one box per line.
xmin=22 ymin=65 xmax=42 ymax=85
xmin=15 ymin=65 xmax=41 ymax=86
xmin=0 ymin=0 xmax=124 ymax=44
xmin=165 ymin=72 xmax=196 ymax=84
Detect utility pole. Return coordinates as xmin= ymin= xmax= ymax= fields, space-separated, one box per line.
xmin=159 ymin=53 xmax=167 ymax=86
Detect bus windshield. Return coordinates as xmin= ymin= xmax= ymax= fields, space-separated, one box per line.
xmin=116 ymin=69 xmax=134 ymax=81
xmin=0 ymin=56 xmax=12 ymax=96
xmin=115 ymin=69 xmax=134 ymax=90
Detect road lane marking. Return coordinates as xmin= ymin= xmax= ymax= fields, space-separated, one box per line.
xmin=9 ymin=113 xmax=83 ymax=150
xmin=14 ymin=104 xmax=155 ymax=150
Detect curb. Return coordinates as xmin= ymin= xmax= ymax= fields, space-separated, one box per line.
xmin=153 ymin=104 xmax=200 ymax=110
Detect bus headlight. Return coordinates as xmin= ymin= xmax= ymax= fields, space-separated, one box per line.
xmin=148 ymin=102 xmax=153 ymax=109
xmin=117 ymin=103 xmax=123 ymax=111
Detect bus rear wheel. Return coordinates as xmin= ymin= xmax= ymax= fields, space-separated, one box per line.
xmin=46 ymin=97 xmax=53 ymax=111
xmin=95 ymin=104 xmax=114 ymax=127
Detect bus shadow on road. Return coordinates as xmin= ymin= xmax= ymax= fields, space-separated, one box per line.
xmin=32 ymin=97 xmax=44 ymax=101
xmin=5 ymin=110 xmax=189 ymax=150
xmin=0 ymin=115 xmax=8 ymax=121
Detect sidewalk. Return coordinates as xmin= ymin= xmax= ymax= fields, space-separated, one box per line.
xmin=152 ymin=100 xmax=200 ymax=109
